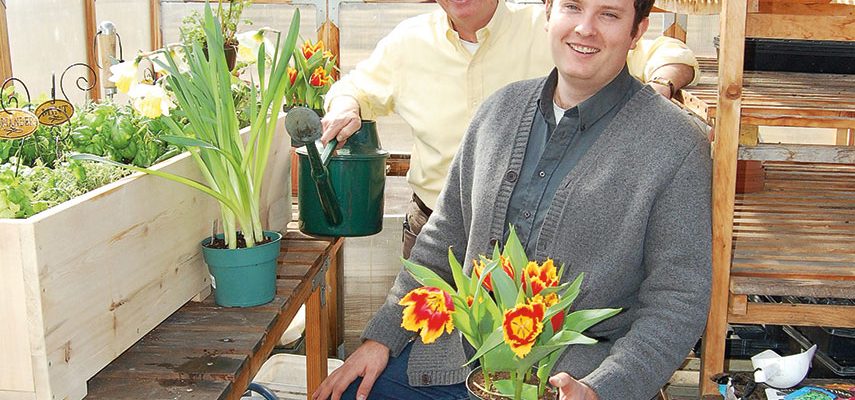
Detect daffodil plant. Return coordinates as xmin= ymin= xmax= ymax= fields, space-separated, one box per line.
xmin=400 ymin=228 xmax=621 ymax=400
xmin=73 ymin=2 xmax=301 ymax=249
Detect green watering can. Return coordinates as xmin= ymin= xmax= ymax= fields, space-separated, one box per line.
xmin=286 ymin=107 xmax=389 ymax=237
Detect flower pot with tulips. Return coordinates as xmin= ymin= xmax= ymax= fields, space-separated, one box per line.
xmin=400 ymin=228 xmax=621 ymax=400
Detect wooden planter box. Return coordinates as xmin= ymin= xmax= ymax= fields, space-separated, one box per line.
xmin=0 ymin=117 xmax=292 ymax=400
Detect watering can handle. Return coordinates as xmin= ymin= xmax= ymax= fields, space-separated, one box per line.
xmin=320 ymin=138 xmax=338 ymax=166
xmin=305 ymin=143 xmax=342 ymax=226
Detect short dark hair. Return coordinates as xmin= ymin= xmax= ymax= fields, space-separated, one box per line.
xmin=544 ymin=0 xmax=655 ymax=36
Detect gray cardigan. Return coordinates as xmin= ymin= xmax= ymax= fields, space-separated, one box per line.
xmin=362 ymin=76 xmax=712 ymax=400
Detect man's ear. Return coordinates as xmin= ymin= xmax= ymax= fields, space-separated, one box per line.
xmin=630 ymin=17 xmax=649 ymax=49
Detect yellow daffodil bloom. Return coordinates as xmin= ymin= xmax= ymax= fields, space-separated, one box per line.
xmin=108 ymin=59 xmax=139 ymax=94
xmin=236 ymin=29 xmax=275 ymax=64
xmin=127 ymin=83 xmax=175 ymax=119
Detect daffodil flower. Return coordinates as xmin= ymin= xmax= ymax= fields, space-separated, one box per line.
xmin=108 ymin=58 xmax=140 ymax=94
xmin=127 ymin=83 xmax=175 ymax=119
xmin=236 ymin=28 xmax=275 ymax=64
xmin=399 ymin=286 xmax=455 ymax=344
xmin=502 ymin=302 xmax=545 ymax=358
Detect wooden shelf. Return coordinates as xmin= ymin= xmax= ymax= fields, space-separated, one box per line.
xmin=679 ymin=58 xmax=855 ymax=130
xmin=730 ymin=162 xmax=855 ymax=297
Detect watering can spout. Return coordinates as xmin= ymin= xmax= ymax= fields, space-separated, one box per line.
xmin=285 ymin=107 xmax=342 ymax=226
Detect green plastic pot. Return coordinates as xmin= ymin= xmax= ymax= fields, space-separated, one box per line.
xmin=201 ymin=231 xmax=282 ymax=307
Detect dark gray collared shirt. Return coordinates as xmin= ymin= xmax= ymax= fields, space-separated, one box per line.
xmin=506 ymin=66 xmax=642 ymax=255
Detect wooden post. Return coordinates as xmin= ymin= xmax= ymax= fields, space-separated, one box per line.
xmin=84 ymin=0 xmax=101 ymax=101
xmin=699 ymin=0 xmax=747 ymax=395
xmin=326 ymin=240 xmax=345 ymax=357
xmin=0 ymin=0 xmax=11 ymax=82
xmin=305 ymin=280 xmax=329 ymax=397
xmin=149 ymin=0 xmax=162 ymax=51
xmin=662 ymin=13 xmax=688 ymax=42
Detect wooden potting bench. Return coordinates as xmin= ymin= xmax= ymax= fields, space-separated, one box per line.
xmin=83 ymin=231 xmax=344 ymax=399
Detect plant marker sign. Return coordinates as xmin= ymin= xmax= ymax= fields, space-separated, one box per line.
xmin=35 ymin=99 xmax=74 ymax=126
xmin=0 ymin=108 xmax=39 ymax=139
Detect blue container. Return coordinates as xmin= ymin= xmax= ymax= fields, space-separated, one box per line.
xmin=201 ymin=231 xmax=282 ymax=307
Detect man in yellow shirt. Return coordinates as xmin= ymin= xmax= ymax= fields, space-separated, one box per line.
xmin=320 ymin=0 xmax=698 ymax=257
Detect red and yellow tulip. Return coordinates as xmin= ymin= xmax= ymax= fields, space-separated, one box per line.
xmin=530 ymin=293 xmax=563 ymax=332
xmin=400 ymin=286 xmax=455 ymax=344
xmin=287 ymin=67 xmax=298 ymax=86
xmin=309 ymin=67 xmax=331 ymax=87
xmin=473 ymin=255 xmax=515 ymax=292
xmin=502 ymin=302 xmax=545 ymax=358
xmin=301 ymin=40 xmax=324 ymax=60
xmin=524 ymin=259 xmax=558 ymax=296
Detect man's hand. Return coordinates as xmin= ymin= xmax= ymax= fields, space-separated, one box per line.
xmin=321 ymin=96 xmax=362 ymax=148
xmin=312 ymin=339 xmax=390 ymax=400
xmin=549 ymin=373 xmax=600 ymax=400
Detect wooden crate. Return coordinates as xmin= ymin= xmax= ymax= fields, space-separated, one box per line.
xmin=0 ymin=116 xmax=292 ymax=400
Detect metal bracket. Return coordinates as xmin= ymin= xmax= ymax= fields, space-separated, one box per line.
xmin=289 ymin=0 xmax=363 ymax=29
xmin=661 ymin=13 xmax=688 ymax=33
xmin=312 ymin=255 xmax=330 ymax=307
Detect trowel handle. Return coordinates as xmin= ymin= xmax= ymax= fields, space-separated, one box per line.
xmin=320 ymin=138 xmax=338 ymax=166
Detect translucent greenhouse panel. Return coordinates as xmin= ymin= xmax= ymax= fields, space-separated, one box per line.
xmin=338 ymin=2 xmax=437 ymax=153
xmin=160 ymin=2 xmax=318 ymax=48
xmin=7 ymin=0 xmax=89 ymax=104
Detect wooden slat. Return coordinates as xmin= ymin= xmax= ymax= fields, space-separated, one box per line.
xmin=738 ymin=144 xmax=855 ymax=163
xmin=728 ymin=302 xmax=855 ymax=327
xmin=0 ymin=0 xmax=11 ymax=82
xmin=731 ymin=276 xmax=855 ymax=297
xmin=746 ymin=14 xmax=855 ymax=40
xmin=149 ymin=0 xmax=162 ymax=51
xmin=84 ymin=0 xmax=100 ymax=101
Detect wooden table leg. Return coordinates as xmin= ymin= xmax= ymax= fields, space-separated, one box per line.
xmin=326 ymin=241 xmax=345 ymax=357
xmin=306 ymin=280 xmax=329 ymax=397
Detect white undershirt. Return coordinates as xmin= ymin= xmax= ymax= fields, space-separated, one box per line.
xmin=553 ymin=101 xmax=567 ymax=123
xmin=460 ymin=39 xmax=480 ymax=54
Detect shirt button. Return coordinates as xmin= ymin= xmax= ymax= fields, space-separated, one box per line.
xmin=538 ymin=170 xmax=546 ymax=178
xmin=489 ymin=238 xmax=498 ymax=246
xmin=505 ymin=170 xmax=518 ymax=182
xmin=523 ymin=211 xmax=532 ymax=219
xmin=421 ymin=373 xmax=431 ymax=385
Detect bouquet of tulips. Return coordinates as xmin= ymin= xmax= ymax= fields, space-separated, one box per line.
xmin=399 ymin=228 xmax=621 ymax=400
xmin=283 ymin=39 xmax=336 ymax=111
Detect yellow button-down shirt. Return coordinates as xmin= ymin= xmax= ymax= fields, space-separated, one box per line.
xmin=326 ymin=1 xmax=699 ymax=209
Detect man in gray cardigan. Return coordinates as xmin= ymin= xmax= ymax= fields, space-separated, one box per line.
xmin=313 ymin=0 xmax=712 ymax=398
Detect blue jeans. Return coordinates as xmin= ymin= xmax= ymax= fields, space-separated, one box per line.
xmin=340 ymin=342 xmax=469 ymax=400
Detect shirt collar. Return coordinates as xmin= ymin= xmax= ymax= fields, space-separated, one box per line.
xmin=538 ymin=65 xmax=634 ymax=129
xmin=442 ymin=0 xmax=508 ymax=44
